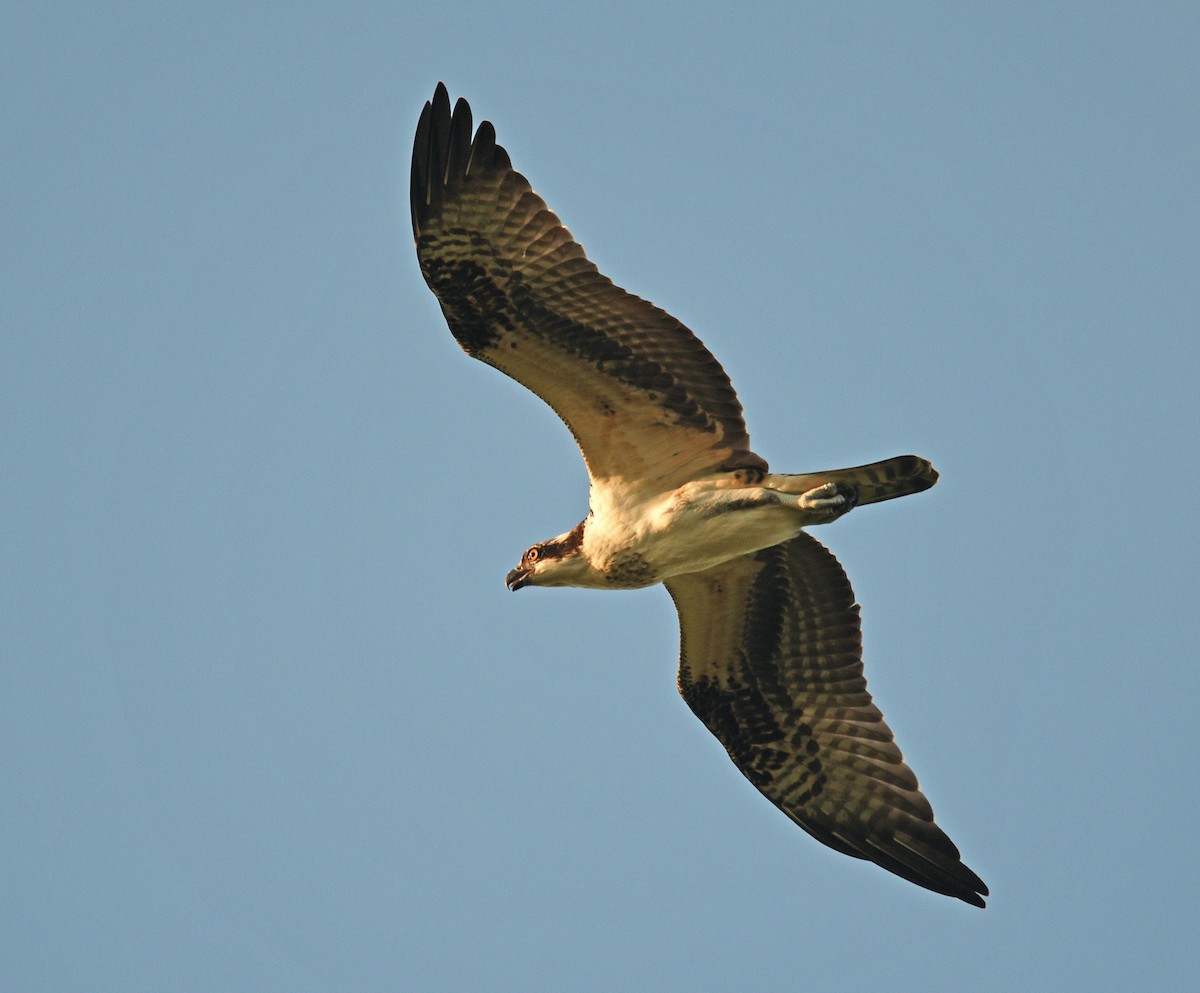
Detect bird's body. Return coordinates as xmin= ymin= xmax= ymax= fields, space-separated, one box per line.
xmin=519 ymin=475 xmax=811 ymax=589
xmin=597 ymin=474 xmax=803 ymax=584
xmin=513 ymin=461 xmax=930 ymax=590
xmin=411 ymin=84 xmax=987 ymax=906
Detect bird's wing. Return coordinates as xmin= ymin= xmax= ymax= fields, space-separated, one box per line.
xmin=411 ymin=84 xmax=766 ymax=492
xmin=665 ymin=533 xmax=987 ymax=906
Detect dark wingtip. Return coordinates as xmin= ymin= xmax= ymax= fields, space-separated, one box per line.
xmin=409 ymin=97 xmax=433 ymax=239
xmin=410 ymin=84 xmax=453 ymax=239
xmin=940 ymin=856 xmax=988 ymax=907
xmin=960 ymin=883 xmax=988 ymax=908
xmin=448 ymin=96 xmax=474 ymax=181
xmin=469 ymin=120 xmax=497 ymax=175
xmin=411 ymin=84 xmax=515 ymax=240
xmin=972 ymin=873 xmax=990 ymax=907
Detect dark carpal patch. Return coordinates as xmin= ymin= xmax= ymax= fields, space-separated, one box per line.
xmin=741 ymin=545 xmax=791 ymax=669
xmin=418 ymin=235 xmax=514 ymax=356
xmin=681 ymin=674 xmax=779 ymax=784
xmin=678 ymin=544 xmax=830 ymax=804
xmin=421 ymin=230 xmax=715 ymax=432
xmin=507 ymin=278 xmax=713 ymax=432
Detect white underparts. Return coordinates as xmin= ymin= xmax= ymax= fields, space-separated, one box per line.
xmin=561 ymin=476 xmax=854 ymax=588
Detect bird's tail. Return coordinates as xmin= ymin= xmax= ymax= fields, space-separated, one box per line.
xmin=765 ymin=455 xmax=938 ymax=506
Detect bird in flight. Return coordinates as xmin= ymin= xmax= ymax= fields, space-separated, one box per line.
xmin=410 ymin=84 xmax=987 ymax=907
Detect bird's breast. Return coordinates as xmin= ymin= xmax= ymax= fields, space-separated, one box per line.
xmin=584 ymin=480 xmax=803 ymax=584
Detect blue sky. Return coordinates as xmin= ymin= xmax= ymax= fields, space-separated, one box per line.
xmin=3 ymin=2 xmax=1197 ymax=990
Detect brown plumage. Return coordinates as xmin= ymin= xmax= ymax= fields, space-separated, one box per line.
xmin=411 ymin=83 xmax=765 ymax=490
xmin=668 ymin=534 xmax=987 ymax=906
xmin=411 ymin=84 xmax=986 ymax=907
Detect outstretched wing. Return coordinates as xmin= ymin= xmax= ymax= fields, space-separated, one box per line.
xmin=411 ymin=84 xmax=766 ymax=491
xmin=665 ymin=533 xmax=987 ymax=906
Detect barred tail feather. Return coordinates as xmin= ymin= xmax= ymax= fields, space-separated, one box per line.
xmin=767 ymin=455 xmax=938 ymax=506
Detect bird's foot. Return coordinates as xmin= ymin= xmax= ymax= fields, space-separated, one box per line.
xmin=797 ymin=482 xmax=859 ymax=523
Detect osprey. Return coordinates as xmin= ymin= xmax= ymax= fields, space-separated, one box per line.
xmin=411 ymin=84 xmax=987 ymax=907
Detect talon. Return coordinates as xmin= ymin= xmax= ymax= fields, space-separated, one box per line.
xmin=798 ymin=482 xmax=859 ymax=519
xmin=798 ymin=482 xmax=839 ymax=509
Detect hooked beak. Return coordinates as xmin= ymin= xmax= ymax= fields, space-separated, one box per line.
xmin=505 ymin=566 xmax=532 ymax=591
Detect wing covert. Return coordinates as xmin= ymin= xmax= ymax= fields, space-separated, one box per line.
xmin=411 ymin=84 xmax=766 ymax=490
xmin=665 ymin=533 xmax=987 ymax=907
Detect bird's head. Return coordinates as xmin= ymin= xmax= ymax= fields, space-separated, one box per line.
xmin=505 ymin=522 xmax=589 ymax=591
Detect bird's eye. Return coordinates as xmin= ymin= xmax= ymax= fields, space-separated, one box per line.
xmin=526 ymin=547 xmax=540 ymax=563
